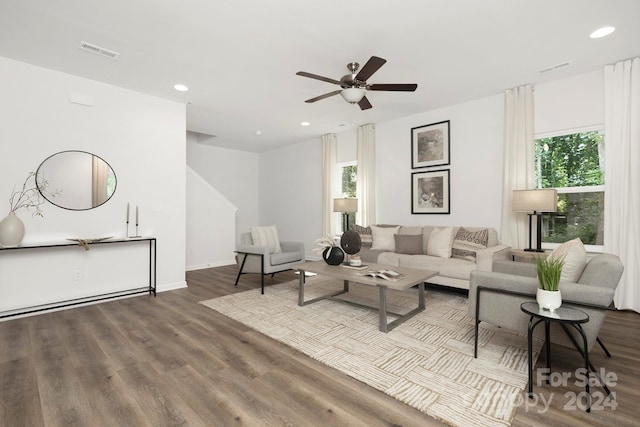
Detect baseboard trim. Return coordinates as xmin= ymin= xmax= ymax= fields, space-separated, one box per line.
xmin=186 ymin=260 xmax=236 ymax=271
xmin=157 ymin=280 xmax=188 ymax=292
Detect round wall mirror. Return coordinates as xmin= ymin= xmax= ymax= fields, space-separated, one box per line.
xmin=36 ymin=150 xmax=117 ymax=210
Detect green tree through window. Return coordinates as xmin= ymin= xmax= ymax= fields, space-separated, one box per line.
xmin=535 ymin=130 xmax=604 ymax=246
xmin=341 ymin=165 xmax=357 ymax=231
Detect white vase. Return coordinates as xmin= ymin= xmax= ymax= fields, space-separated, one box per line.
xmin=536 ymin=288 xmax=562 ymax=312
xmin=0 ymin=211 xmax=25 ymax=247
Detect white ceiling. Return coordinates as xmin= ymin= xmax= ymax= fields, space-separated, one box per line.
xmin=1 ymin=0 xmax=639 ymax=153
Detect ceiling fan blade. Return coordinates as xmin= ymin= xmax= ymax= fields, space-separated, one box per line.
xmin=304 ymin=90 xmax=342 ymax=103
xmin=355 ymin=56 xmax=386 ymax=81
xmin=368 ymin=83 xmax=418 ymax=92
xmin=296 ymin=71 xmax=341 ymax=86
xmin=358 ymin=96 xmax=373 ymax=110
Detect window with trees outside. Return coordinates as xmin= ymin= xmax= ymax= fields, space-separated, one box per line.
xmin=535 ymin=128 xmax=604 ymax=251
xmin=339 ymin=162 xmax=357 ymax=232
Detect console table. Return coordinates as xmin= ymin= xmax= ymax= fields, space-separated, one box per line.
xmin=0 ymin=237 xmax=156 ymax=318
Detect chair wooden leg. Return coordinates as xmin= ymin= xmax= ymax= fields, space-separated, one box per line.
xmin=234 ymin=254 xmax=248 ymax=287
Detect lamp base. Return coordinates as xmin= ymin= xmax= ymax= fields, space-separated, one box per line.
xmin=523 ymin=248 xmax=545 ymax=253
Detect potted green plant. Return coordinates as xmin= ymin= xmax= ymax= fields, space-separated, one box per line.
xmin=535 ymin=256 xmax=565 ymax=312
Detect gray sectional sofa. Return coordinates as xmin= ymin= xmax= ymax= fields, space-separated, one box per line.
xmin=354 ymin=225 xmax=511 ymax=290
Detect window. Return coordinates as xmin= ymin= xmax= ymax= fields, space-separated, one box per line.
xmin=338 ymin=162 xmax=357 ymax=231
xmin=535 ymin=128 xmax=604 ymax=250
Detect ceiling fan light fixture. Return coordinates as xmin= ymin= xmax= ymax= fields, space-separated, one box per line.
xmin=340 ymin=88 xmax=366 ymax=104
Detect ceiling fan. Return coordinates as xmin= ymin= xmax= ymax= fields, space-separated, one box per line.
xmin=296 ymin=56 xmax=417 ymax=110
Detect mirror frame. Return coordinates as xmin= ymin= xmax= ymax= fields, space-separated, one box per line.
xmin=36 ymin=150 xmax=117 ymax=211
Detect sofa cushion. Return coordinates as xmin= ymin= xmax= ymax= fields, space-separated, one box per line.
xmin=398 ymin=226 xmax=423 ymax=235
xmin=270 ymin=251 xmax=302 ymax=266
xmin=250 ymin=225 xmax=282 ymax=253
xmin=353 ymin=224 xmax=372 ymax=248
xmin=452 ymin=227 xmax=489 ymax=261
xmin=394 ymin=234 xmax=424 ymax=255
xmin=549 ymin=237 xmax=587 ymax=282
xmin=395 ymin=254 xmax=476 ymax=280
xmin=370 ymin=225 xmax=400 ymax=251
xmin=427 ymin=227 xmax=453 ymax=258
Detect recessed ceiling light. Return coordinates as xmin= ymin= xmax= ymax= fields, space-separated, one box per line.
xmin=590 ymin=26 xmax=615 ymax=39
xmin=174 ymin=84 xmax=189 ymax=92
xmin=255 ymin=130 xmax=262 ymax=135
xmin=300 ymin=121 xmax=311 ymax=126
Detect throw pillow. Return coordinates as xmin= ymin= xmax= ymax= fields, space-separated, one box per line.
xmin=394 ymin=234 xmax=424 ymax=255
xmin=370 ymin=225 xmax=400 ymax=251
xmin=250 ymin=225 xmax=282 ymax=253
xmin=353 ymin=224 xmax=372 ymax=248
xmin=451 ymin=228 xmax=489 ymax=261
xmin=426 ymin=227 xmax=453 ymax=258
xmin=548 ymin=237 xmax=587 ymax=282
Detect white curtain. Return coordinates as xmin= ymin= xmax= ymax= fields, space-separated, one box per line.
xmin=501 ymin=85 xmax=535 ymax=248
xmin=321 ymin=133 xmax=338 ymax=237
xmin=357 ymin=123 xmax=376 ymax=226
xmin=604 ymin=57 xmax=640 ymax=313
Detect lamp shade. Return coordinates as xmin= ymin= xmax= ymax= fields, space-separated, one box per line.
xmin=512 ymin=189 xmax=558 ymax=213
xmin=340 ymin=88 xmax=366 ymax=104
xmin=333 ymin=198 xmax=358 ymax=213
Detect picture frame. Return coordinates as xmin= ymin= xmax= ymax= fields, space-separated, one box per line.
xmin=411 ymin=169 xmax=450 ymax=214
xmin=411 ymin=120 xmax=450 ymax=168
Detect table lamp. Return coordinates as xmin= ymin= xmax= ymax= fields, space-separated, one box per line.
xmin=512 ymin=189 xmax=557 ymax=252
xmin=333 ymin=198 xmax=358 ymax=233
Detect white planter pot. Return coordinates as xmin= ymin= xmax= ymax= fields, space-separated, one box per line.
xmin=0 ymin=211 xmax=25 ymax=247
xmin=536 ymin=288 xmax=562 ymax=312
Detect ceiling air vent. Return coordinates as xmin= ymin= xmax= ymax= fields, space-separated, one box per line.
xmin=537 ymin=61 xmax=572 ymax=74
xmin=79 ymin=41 xmax=120 ymax=59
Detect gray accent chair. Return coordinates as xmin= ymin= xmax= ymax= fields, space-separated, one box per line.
xmin=234 ymin=232 xmax=305 ymax=294
xmin=469 ymin=253 xmax=623 ymax=359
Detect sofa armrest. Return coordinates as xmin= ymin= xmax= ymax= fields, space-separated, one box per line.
xmin=236 ymin=244 xmax=269 ymax=255
xmin=493 ymin=260 xmax=537 ymax=277
xmin=469 ymin=270 xmax=616 ymax=320
xmin=475 ymin=245 xmax=511 ymax=271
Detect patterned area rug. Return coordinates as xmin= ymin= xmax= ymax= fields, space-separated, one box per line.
xmin=200 ymin=276 xmax=541 ymax=426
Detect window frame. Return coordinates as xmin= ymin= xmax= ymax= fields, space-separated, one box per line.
xmin=534 ymin=126 xmax=605 ymax=253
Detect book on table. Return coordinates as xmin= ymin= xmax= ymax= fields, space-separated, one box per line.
xmin=357 ymin=269 xmax=406 ymax=281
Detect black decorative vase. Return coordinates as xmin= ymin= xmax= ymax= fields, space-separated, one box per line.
xmin=322 ymin=246 xmax=344 ymax=266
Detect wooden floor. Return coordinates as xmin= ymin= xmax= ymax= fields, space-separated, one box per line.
xmin=0 ymin=265 xmax=638 ymax=426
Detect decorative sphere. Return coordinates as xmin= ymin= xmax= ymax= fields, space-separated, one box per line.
xmin=322 ymin=246 xmax=344 ymax=265
xmin=340 ymin=230 xmax=362 ymax=255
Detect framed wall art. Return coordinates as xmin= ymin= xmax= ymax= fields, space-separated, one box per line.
xmin=411 ymin=120 xmax=450 ymax=168
xmin=411 ymin=169 xmax=450 ymax=214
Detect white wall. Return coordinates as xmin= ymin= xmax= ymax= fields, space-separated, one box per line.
xmin=186 ymin=133 xmax=259 ymax=241
xmin=186 ymin=166 xmax=237 ymax=270
xmin=376 ymin=95 xmax=506 ymax=232
xmin=0 ymin=56 xmax=186 ymax=314
xmin=535 ymin=70 xmax=604 ymax=134
xmin=259 ymin=138 xmax=323 ymax=258
xmin=255 ymin=94 xmax=505 ymax=254
xmin=184 ymin=70 xmax=604 ymax=269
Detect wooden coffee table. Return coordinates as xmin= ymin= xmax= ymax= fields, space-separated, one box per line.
xmin=292 ymin=261 xmax=437 ymax=332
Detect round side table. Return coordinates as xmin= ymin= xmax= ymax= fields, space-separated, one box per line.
xmin=520 ymin=302 xmax=592 ymax=412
